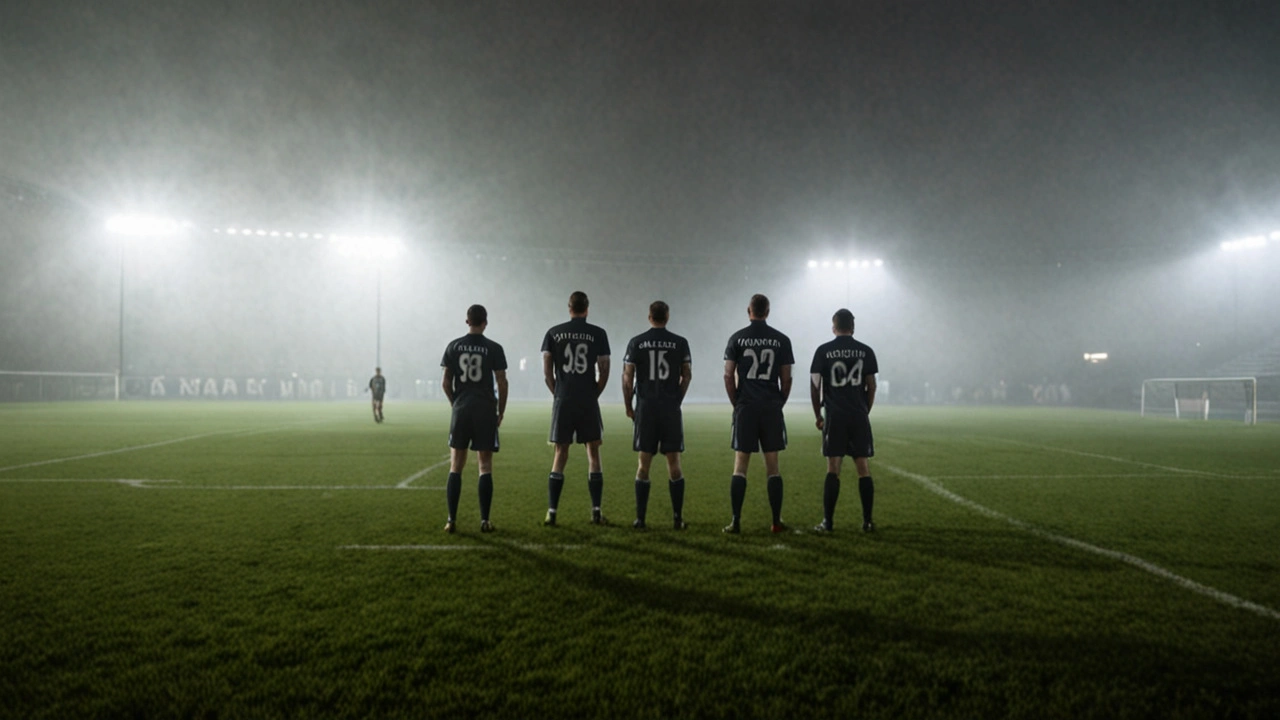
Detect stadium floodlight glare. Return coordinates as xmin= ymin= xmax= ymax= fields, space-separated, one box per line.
xmin=874 ymin=258 xmax=884 ymax=267
xmin=105 ymin=214 xmax=187 ymax=237
xmin=1083 ymin=352 xmax=1109 ymax=363
xmin=835 ymin=260 xmax=845 ymax=268
xmin=330 ymin=234 xmax=402 ymax=261
xmin=1220 ymin=234 xmax=1271 ymax=252
xmin=807 ymin=259 xmax=818 ymax=268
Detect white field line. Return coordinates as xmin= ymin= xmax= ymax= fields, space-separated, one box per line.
xmin=877 ymin=437 xmax=911 ymax=446
xmin=937 ymin=473 xmax=1184 ymax=480
xmin=979 ymin=438 xmax=1238 ymax=478
xmin=0 ymin=478 xmax=177 ymax=487
xmin=882 ymin=463 xmax=1280 ymax=622
xmin=397 ymin=455 xmax=451 ymax=488
xmin=340 ymin=543 xmax=584 ymax=551
xmin=0 ymin=420 xmax=339 ymax=475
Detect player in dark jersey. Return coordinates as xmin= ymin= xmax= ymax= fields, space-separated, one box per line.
xmin=722 ymin=293 xmax=795 ymax=534
xmin=440 ymin=305 xmax=509 ymax=533
xmin=810 ymin=308 xmax=879 ymax=533
xmin=540 ymin=290 xmax=611 ymax=526
xmin=367 ymin=368 xmax=386 ymax=423
xmin=622 ymin=301 xmax=692 ymax=530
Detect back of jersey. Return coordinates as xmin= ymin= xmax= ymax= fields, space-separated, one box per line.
xmin=541 ymin=317 xmax=610 ymax=400
xmin=624 ymin=327 xmax=690 ymax=401
xmin=725 ymin=320 xmax=794 ymax=407
xmin=441 ymin=334 xmax=507 ymax=406
xmin=811 ymin=335 xmax=877 ymax=415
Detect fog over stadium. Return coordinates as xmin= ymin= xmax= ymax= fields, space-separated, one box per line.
xmin=2 ymin=1 xmax=1278 ymax=407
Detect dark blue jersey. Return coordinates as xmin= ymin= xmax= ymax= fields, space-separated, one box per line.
xmin=541 ymin=317 xmax=610 ymax=401
xmin=368 ymin=375 xmax=386 ymax=395
xmin=441 ymin=333 xmax=507 ymax=407
xmin=724 ymin=319 xmax=794 ymax=407
xmin=810 ymin=335 xmax=878 ymax=416
xmin=624 ymin=327 xmax=691 ymax=402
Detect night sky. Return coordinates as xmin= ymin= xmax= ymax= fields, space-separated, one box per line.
xmin=2 ymin=1 xmax=1279 ymax=397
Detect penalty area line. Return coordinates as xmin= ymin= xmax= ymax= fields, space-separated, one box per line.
xmin=398 ymin=455 xmax=451 ymax=488
xmin=882 ymin=463 xmax=1280 ymax=622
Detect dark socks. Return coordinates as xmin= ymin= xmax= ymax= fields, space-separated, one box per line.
xmin=766 ymin=475 xmax=784 ymax=525
xmin=823 ymin=473 xmax=840 ymax=528
xmin=548 ymin=472 xmax=565 ymax=512
xmin=635 ymin=478 xmax=651 ymax=522
xmin=858 ymin=476 xmax=874 ymax=523
xmin=729 ymin=474 xmax=747 ymax=522
xmin=478 ymin=473 xmax=493 ymax=522
xmin=669 ymin=477 xmax=685 ymax=520
xmin=588 ymin=472 xmax=604 ymax=510
xmin=445 ymin=472 xmax=462 ymax=522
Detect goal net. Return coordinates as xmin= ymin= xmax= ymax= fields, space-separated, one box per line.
xmin=0 ymin=371 xmax=119 ymax=402
xmin=1140 ymin=377 xmax=1257 ymax=424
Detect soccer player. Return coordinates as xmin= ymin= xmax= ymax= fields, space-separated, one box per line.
xmin=440 ymin=305 xmax=509 ymax=533
xmin=541 ymin=290 xmax=611 ymax=526
xmin=367 ymin=367 xmax=386 ymax=423
xmin=722 ymin=293 xmax=794 ymax=534
xmin=810 ymin=308 xmax=878 ymax=533
xmin=622 ymin=301 xmax=692 ymax=530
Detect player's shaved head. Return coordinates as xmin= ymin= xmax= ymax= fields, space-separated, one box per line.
xmin=649 ymin=301 xmax=669 ymax=325
xmin=748 ymin=293 xmax=770 ymax=319
xmin=568 ymin=291 xmax=589 ymax=315
xmin=467 ymin=304 xmax=488 ymax=327
xmin=833 ymin=308 xmax=854 ymax=332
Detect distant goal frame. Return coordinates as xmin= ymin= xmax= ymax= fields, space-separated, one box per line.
xmin=1139 ymin=376 xmax=1258 ymax=425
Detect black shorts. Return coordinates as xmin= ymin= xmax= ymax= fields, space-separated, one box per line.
xmin=731 ymin=403 xmax=787 ymax=454
xmin=549 ymin=396 xmax=603 ymax=445
xmin=371 ymin=392 xmax=385 ymax=402
xmin=822 ymin=409 xmax=874 ymax=459
xmin=633 ymin=399 xmax=684 ymax=455
xmin=449 ymin=402 xmax=500 ymax=452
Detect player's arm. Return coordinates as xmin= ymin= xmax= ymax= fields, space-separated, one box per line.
xmin=723 ymin=360 xmax=737 ymax=407
xmin=622 ymin=362 xmax=636 ymax=419
xmin=495 ymin=370 xmax=508 ymax=425
xmin=865 ymin=373 xmax=877 ymax=413
xmin=778 ymin=364 xmax=793 ymax=405
xmin=441 ymin=367 xmax=455 ymax=405
xmin=542 ymin=351 xmax=555 ymax=394
xmin=810 ymin=373 xmax=824 ymax=429
xmin=595 ymin=355 xmax=610 ymax=397
xmin=678 ymin=361 xmax=692 ymax=403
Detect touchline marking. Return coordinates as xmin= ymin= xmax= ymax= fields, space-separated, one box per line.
xmin=340 ymin=543 xmax=584 ymax=551
xmin=398 ymin=456 xmax=451 ymax=488
xmin=936 ymin=473 xmax=1176 ymax=480
xmin=0 ymin=478 xmax=177 ymax=487
xmin=882 ymin=463 xmax=1280 ymax=622
xmin=980 ymin=438 xmax=1234 ymax=478
xmin=0 ymin=421 xmax=341 ymax=475
xmin=149 ymin=485 xmax=442 ymax=491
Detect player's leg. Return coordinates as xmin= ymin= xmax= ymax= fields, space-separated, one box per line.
xmin=725 ymin=405 xmax=754 ymax=534
xmin=817 ymin=454 xmax=843 ymax=533
xmin=444 ymin=409 xmax=473 ymax=533
xmin=586 ymin=440 xmax=606 ymax=524
xmin=634 ymin=451 xmax=653 ymax=529
xmin=545 ymin=442 xmax=570 ymax=526
xmin=664 ymin=451 xmax=686 ymax=529
xmin=762 ymin=407 xmax=788 ymax=533
xmin=477 ymin=450 xmax=495 ymax=532
xmin=854 ymin=455 xmax=874 ymax=532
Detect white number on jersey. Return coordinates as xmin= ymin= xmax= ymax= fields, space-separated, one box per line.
xmin=647 ymin=349 xmax=670 ymax=381
xmin=562 ymin=343 xmax=589 ymax=374
xmin=458 ymin=353 xmax=484 ymax=382
xmin=743 ymin=348 xmax=775 ymax=380
xmin=829 ymin=359 xmax=863 ymax=388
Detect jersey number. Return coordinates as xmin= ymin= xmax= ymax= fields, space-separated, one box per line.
xmin=647 ymin=350 xmax=670 ymax=381
xmin=830 ymin=359 xmax=863 ymax=387
xmin=458 ymin=353 xmax=484 ymax=382
xmin=742 ymin=348 xmax=775 ymax=380
xmin=562 ymin=343 xmax=589 ymax=374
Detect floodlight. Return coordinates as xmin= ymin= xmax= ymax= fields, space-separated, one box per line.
xmin=256 ymin=229 xmax=267 ymax=236
xmin=821 ymin=260 xmax=830 ymax=268
xmin=105 ymin=214 xmax=186 ymax=237
xmin=835 ymin=260 xmax=845 ymax=268
xmin=874 ymin=259 xmax=884 ymax=267
xmin=1083 ymin=353 xmax=1109 ymax=363
xmin=299 ymin=233 xmax=310 ymax=239
xmin=1271 ymin=231 xmax=1280 ymax=240
xmin=861 ymin=260 xmax=871 ymax=268
xmin=807 ymin=260 xmax=818 ymax=268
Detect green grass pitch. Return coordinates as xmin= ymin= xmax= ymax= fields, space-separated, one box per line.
xmin=2 ymin=401 xmax=1279 ymax=718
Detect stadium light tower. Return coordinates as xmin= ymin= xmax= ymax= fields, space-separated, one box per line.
xmin=806 ymin=257 xmax=885 ymax=306
xmin=330 ymin=235 xmax=402 ymax=367
xmin=105 ymin=214 xmax=189 ymax=400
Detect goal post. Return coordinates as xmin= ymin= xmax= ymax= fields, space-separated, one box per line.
xmin=1140 ymin=377 xmax=1258 ymax=425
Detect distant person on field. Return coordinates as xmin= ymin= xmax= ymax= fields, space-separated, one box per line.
xmin=622 ymin=301 xmax=692 ymax=530
xmin=367 ymin=367 xmax=386 ymax=423
xmin=541 ymin=290 xmax=611 ymax=526
xmin=440 ymin=304 xmax=508 ymax=533
xmin=809 ymin=308 xmax=879 ymax=533
xmin=722 ymin=293 xmax=794 ymax=534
